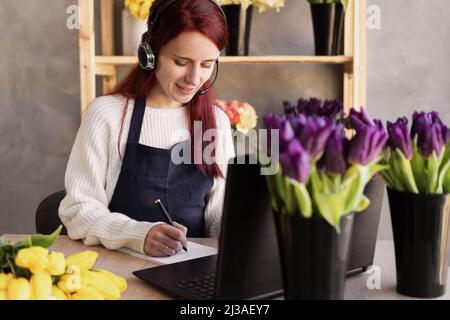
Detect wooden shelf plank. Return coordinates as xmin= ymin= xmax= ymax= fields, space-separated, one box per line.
xmin=95 ymin=55 xmax=353 ymax=67
xmin=79 ymin=0 xmax=96 ymax=117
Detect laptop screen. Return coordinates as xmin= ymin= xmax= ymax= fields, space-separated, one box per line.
xmin=214 ymin=155 xmax=283 ymax=299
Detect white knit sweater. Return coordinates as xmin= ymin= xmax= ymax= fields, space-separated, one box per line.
xmin=59 ymin=95 xmax=235 ymax=254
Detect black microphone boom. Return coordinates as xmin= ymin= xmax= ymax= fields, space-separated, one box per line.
xmin=196 ymin=61 xmax=219 ymax=96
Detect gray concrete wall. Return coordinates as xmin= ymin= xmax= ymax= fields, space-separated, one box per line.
xmin=367 ymin=0 xmax=450 ymax=240
xmin=1 ymin=0 xmax=449 ymax=239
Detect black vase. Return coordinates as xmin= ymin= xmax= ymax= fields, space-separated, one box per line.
xmin=387 ymin=188 xmax=450 ymax=298
xmin=348 ymin=175 xmax=385 ymax=273
xmin=274 ymin=213 xmax=354 ymax=300
xmin=222 ymin=5 xmax=253 ymax=56
xmin=310 ymin=3 xmax=344 ymax=55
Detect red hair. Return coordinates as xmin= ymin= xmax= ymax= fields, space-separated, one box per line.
xmin=109 ymin=0 xmax=228 ymax=178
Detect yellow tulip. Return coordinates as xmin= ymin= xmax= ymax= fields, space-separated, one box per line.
xmin=65 ymin=251 xmax=98 ymax=270
xmin=71 ymin=286 xmax=104 ymax=300
xmin=7 ymin=278 xmax=31 ymax=300
xmin=51 ymin=285 xmax=68 ymax=300
xmin=0 ymin=290 xmax=6 ymax=300
xmin=15 ymin=246 xmax=49 ymax=274
xmin=66 ymin=264 xmax=81 ymax=275
xmin=30 ymin=271 xmax=52 ymax=300
xmin=81 ymin=270 xmax=121 ymax=300
xmin=46 ymin=252 xmax=66 ymax=276
xmin=0 ymin=273 xmax=14 ymax=290
xmin=57 ymin=274 xmax=81 ymax=293
xmin=97 ymin=269 xmax=127 ymax=293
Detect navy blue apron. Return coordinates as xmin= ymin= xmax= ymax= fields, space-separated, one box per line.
xmin=108 ymin=96 xmax=214 ymax=237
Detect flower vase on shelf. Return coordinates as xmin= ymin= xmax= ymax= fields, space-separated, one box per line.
xmin=122 ymin=9 xmax=147 ymax=56
xmin=310 ymin=3 xmax=344 ymax=55
xmin=222 ymin=4 xmax=254 ymax=56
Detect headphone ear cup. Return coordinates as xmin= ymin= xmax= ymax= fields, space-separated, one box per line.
xmin=138 ymin=41 xmax=156 ymax=70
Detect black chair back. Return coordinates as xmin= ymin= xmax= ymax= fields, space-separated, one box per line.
xmin=35 ymin=190 xmax=68 ymax=235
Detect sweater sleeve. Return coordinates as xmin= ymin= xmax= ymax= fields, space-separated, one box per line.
xmin=58 ymin=98 xmax=161 ymax=254
xmin=204 ymin=107 xmax=236 ymax=237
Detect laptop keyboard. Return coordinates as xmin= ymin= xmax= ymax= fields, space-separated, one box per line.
xmin=174 ymin=273 xmax=216 ymax=300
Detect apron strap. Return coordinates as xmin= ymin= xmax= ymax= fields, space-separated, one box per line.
xmin=127 ymin=96 xmax=147 ymax=144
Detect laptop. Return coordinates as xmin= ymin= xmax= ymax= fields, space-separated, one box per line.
xmin=133 ymin=154 xmax=284 ymax=300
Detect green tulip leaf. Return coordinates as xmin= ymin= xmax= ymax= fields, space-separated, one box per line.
xmin=289 ymin=179 xmax=312 ymax=218
xmin=426 ymin=150 xmax=444 ymax=193
xmin=274 ymin=164 xmax=287 ymax=202
xmin=309 ymin=167 xmax=325 ymax=193
xmin=411 ymin=143 xmax=428 ymax=193
xmin=342 ymin=165 xmax=366 ymax=213
xmin=388 ymin=154 xmax=406 ymax=192
xmin=443 ymin=167 xmax=450 ymax=193
xmin=393 ymin=149 xmax=419 ymax=193
xmin=381 ymin=168 xmax=396 ymax=189
xmin=313 ymin=191 xmax=346 ymax=233
xmin=0 ymin=237 xmax=10 ymax=249
xmin=437 ymin=146 xmax=450 ymax=194
xmin=356 ymin=195 xmax=371 ymax=212
xmin=284 ymin=176 xmax=295 ymax=214
xmin=26 ymin=225 xmax=63 ymax=249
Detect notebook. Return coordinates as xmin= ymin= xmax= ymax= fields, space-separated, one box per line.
xmin=118 ymin=241 xmax=217 ymax=265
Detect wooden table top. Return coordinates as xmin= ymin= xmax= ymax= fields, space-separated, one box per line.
xmin=3 ymin=236 xmax=450 ymax=300
xmin=2 ymin=234 xmax=218 ymax=300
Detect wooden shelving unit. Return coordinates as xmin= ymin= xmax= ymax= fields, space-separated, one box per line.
xmin=79 ymin=0 xmax=366 ymax=117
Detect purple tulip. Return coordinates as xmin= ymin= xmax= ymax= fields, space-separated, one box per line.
xmin=347 ymin=121 xmax=388 ymax=165
xmin=279 ymin=120 xmax=296 ymax=151
xmin=411 ymin=111 xmax=447 ymax=157
xmin=296 ymin=98 xmax=308 ymax=114
xmin=289 ymin=113 xmax=307 ymax=133
xmin=345 ymin=107 xmax=375 ymax=130
xmin=322 ymin=125 xmax=347 ymax=175
xmin=320 ymin=100 xmax=344 ymax=120
xmin=304 ymin=98 xmax=322 ymax=116
xmin=293 ymin=115 xmax=335 ymax=160
xmin=387 ymin=117 xmax=413 ymax=160
xmin=279 ymin=139 xmax=311 ymax=183
xmin=283 ymin=101 xmax=296 ymax=115
xmin=418 ymin=123 xmax=445 ymax=157
xmin=263 ymin=113 xmax=287 ymax=154
xmin=411 ymin=111 xmax=444 ymax=138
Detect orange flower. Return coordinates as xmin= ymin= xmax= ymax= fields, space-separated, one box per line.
xmin=224 ymin=100 xmax=244 ymax=126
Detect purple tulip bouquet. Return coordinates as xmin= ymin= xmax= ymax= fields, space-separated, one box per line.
xmin=382 ymin=111 xmax=450 ymax=194
xmin=382 ymin=111 xmax=450 ymax=298
xmin=263 ymin=100 xmax=387 ymax=232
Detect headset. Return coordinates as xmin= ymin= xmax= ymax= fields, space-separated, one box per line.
xmin=138 ymin=0 xmax=226 ymax=96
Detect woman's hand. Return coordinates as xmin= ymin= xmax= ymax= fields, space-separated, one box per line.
xmin=144 ymin=222 xmax=188 ymax=257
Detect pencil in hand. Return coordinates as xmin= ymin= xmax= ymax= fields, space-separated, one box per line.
xmin=154 ymin=199 xmax=188 ymax=252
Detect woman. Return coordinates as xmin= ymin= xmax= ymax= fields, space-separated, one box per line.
xmin=59 ymin=0 xmax=234 ymax=257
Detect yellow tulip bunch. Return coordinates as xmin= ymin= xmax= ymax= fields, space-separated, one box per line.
xmin=124 ymin=0 xmax=155 ymax=20
xmin=0 ymin=248 xmax=127 ymax=300
xmin=0 ymin=226 xmax=127 ymax=300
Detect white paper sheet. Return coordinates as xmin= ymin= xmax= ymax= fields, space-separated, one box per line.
xmin=118 ymin=241 xmax=217 ymax=265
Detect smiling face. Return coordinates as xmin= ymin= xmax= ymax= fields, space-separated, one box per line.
xmin=149 ymin=31 xmax=221 ymax=108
